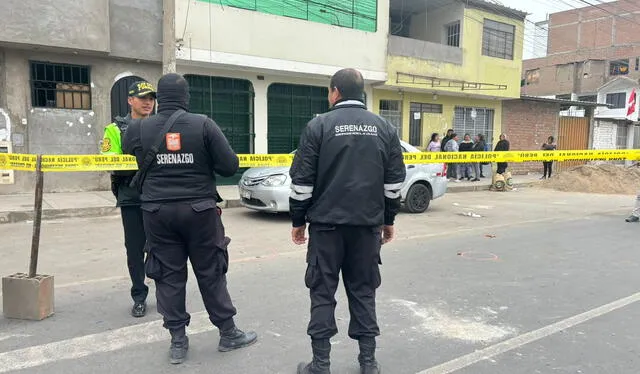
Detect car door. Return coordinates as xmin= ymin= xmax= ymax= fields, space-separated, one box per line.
xmin=402 ymin=145 xmax=418 ymax=183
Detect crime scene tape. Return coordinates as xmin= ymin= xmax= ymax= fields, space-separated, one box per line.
xmin=1 ymin=149 xmax=640 ymax=172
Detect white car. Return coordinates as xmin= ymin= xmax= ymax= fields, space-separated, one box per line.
xmin=238 ymin=140 xmax=448 ymax=214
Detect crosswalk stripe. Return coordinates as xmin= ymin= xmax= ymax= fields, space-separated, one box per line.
xmin=0 ymin=311 xmax=214 ymax=373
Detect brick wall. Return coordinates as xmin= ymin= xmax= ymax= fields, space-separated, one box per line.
xmin=548 ymin=1 xmax=640 ymax=55
xmin=521 ymin=0 xmax=640 ymax=96
xmin=501 ymin=100 xmax=560 ymax=174
xmin=592 ymin=120 xmax=617 ymax=149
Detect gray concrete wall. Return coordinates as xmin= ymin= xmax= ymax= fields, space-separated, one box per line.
xmin=0 ymin=0 xmax=110 ymax=53
xmin=109 ymin=0 xmax=163 ymax=62
xmin=388 ymin=35 xmax=463 ymax=65
xmin=0 ymin=48 xmax=162 ymax=194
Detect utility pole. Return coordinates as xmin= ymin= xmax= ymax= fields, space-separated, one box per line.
xmin=162 ymin=0 xmax=177 ymax=74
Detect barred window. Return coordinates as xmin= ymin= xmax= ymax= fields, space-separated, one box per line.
xmin=446 ymin=21 xmax=461 ymax=47
xmin=482 ymin=19 xmax=515 ymax=60
xmin=379 ymin=100 xmax=402 ymax=135
xmin=30 ymin=61 xmax=91 ymax=110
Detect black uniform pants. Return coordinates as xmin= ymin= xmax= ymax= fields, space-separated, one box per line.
xmin=141 ymin=200 xmax=237 ymax=332
xmin=305 ymin=224 xmax=382 ymax=340
xmin=120 ymin=206 xmax=149 ymax=303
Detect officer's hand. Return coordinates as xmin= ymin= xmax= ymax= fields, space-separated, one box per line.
xmin=292 ymin=225 xmax=307 ymax=245
xmin=382 ymin=225 xmax=395 ymax=244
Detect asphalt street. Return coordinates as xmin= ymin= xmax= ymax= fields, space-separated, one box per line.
xmin=0 ymin=189 xmax=639 ymax=373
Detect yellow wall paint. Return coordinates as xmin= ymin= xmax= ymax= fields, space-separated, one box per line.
xmin=372 ymin=90 xmax=503 ymax=149
xmin=385 ymin=8 xmax=524 ymax=99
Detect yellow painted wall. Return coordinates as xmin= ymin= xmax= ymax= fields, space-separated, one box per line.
xmin=385 ymin=8 xmax=525 ymax=99
xmin=372 ymin=90 xmax=502 ymax=149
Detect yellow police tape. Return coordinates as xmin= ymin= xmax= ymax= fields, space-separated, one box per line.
xmin=1 ymin=149 xmax=639 ymax=172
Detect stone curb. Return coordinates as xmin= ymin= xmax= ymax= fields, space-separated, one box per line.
xmin=0 ymin=183 xmax=538 ymax=224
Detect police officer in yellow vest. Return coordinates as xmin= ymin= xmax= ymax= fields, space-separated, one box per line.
xmin=101 ymin=80 xmax=156 ymax=317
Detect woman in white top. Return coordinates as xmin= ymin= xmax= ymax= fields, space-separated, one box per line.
xmin=427 ymin=133 xmax=441 ymax=152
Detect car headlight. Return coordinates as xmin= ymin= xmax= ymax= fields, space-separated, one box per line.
xmin=261 ymin=174 xmax=287 ymax=186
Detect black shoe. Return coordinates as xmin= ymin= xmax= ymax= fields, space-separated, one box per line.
xmin=472 ymin=178 xmax=480 ymax=182
xmin=218 ymin=326 xmax=258 ymax=352
xmin=358 ymin=337 xmax=381 ymax=374
xmin=131 ymin=302 xmax=146 ymax=318
xmin=169 ymin=336 xmax=189 ymax=364
xmin=297 ymin=339 xmax=331 ymax=374
xmin=626 ymin=215 xmax=639 ymax=222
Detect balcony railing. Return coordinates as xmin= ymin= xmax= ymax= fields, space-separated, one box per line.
xmin=388 ymin=35 xmax=462 ymax=65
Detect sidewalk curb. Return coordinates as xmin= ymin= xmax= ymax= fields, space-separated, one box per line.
xmin=446 ymin=181 xmax=538 ymax=193
xmin=0 ymin=184 xmax=537 ymax=224
xmin=0 ymin=198 xmax=246 ymax=225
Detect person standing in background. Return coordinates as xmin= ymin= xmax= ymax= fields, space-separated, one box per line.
xmin=101 ymin=80 xmax=156 ymax=318
xmin=541 ymin=136 xmax=556 ymax=179
xmin=441 ymin=129 xmax=456 ymax=179
xmin=494 ymin=133 xmax=510 ymax=175
xmin=444 ymin=133 xmax=462 ymax=182
xmin=427 ymin=133 xmax=441 ymax=152
xmin=458 ymin=134 xmax=475 ymax=181
xmin=473 ymin=134 xmax=487 ymax=178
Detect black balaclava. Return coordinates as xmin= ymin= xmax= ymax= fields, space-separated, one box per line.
xmin=157 ymin=73 xmax=190 ymax=113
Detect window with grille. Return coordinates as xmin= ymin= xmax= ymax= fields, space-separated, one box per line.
xmin=617 ymin=123 xmax=629 ymax=149
xmin=453 ymin=107 xmax=495 ymax=148
xmin=482 ymin=19 xmax=515 ymax=60
xmin=410 ymin=102 xmax=443 ymax=114
xmin=606 ymin=93 xmax=626 ymax=109
xmin=267 ymin=83 xmax=329 ymax=154
xmin=184 ymin=75 xmax=255 ymax=155
xmin=30 ymin=61 xmax=91 ymax=109
xmin=379 ymin=100 xmax=402 ymax=136
xmin=199 ymin=0 xmax=378 ymax=32
xmin=446 ymin=21 xmax=461 ymax=47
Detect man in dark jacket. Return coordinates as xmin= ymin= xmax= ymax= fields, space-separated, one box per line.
xmin=441 ymin=129 xmax=456 ymax=179
xmin=494 ymin=133 xmax=510 ymax=174
xmin=101 ymin=80 xmax=156 ymax=318
xmin=122 ymin=73 xmax=257 ymax=365
xmin=290 ymin=68 xmax=406 ymax=374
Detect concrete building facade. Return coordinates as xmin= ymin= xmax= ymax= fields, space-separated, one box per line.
xmin=0 ymin=0 xmax=164 ymax=193
xmin=592 ymin=77 xmax=640 ymax=159
xmin=375 ymin=0 xmax=526 ymax=151
xmin=0 ymin=0 xmax=390 ymax=193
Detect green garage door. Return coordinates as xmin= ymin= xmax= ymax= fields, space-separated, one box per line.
xmin=268 ymin=83 xmax=329 ymax=154
xmin=185 ymin=75 xmax=254 ymax=185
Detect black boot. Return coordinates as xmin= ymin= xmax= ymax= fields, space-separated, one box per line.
xmin=218 ymin=324 xmax=258 ymax=352
xmin=169 ymin=328 xmax=189 ymax=365
xmin=358 ymin=337 xmax=381 ymax=374
xmin=297 ymin=338 xmax=331 ymax=374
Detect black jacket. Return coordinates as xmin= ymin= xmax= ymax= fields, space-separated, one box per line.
xmin=110 ymin=115 xmax=140 ymax=207
xmin=473 ymin=140 xmax=486 ymax=152
xmin=495 ymin=139 xmax=510 ymax=152
xmin=122 ymin=76 xmax=238 ymax=204
xmin=459 ymin=141 xmax=474 ymax=152
xmin=289 ymin=100 xmax=406 ymax=227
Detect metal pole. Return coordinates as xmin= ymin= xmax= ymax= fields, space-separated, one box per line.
xmin=163 ymin=0 xmax=177 ymax=74
xmin=28 ymin=154 xmax=43 ymax=278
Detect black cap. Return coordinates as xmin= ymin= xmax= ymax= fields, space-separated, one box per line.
xmin=128 ymin=81 xmax=157 ymax=98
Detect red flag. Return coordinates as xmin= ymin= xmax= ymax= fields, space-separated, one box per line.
xmin=627 ymin=88 xmax=637 ymax=117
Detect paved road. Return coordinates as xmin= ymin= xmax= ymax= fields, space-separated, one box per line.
xmin=1 ymin=189 xmax=639 ymax=373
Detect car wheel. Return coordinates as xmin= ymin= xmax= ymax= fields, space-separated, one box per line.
xmin=405 ymin=183 xmax=432 ymax=213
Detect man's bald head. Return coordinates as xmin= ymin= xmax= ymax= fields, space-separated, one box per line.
xmin=329 ymin=68 xmax=365 ymax=104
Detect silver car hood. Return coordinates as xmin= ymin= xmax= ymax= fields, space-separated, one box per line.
xmin=242 ymin=166 xmax=290 ymax=178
